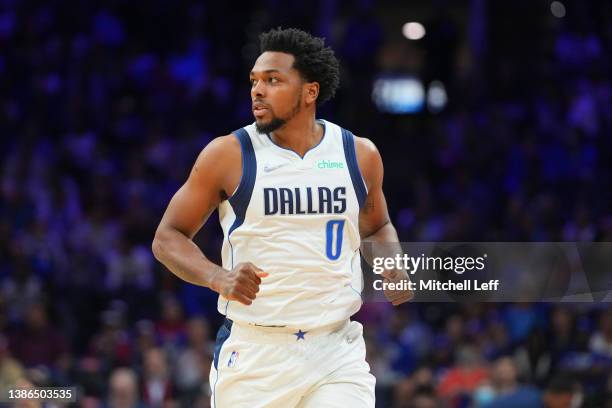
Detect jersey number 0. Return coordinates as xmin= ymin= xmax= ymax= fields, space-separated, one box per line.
xmin=325 ymin=220 xmax=345 ymax=260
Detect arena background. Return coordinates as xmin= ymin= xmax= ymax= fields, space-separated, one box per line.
xmin=1 ymin=0 xmax=611 ymax=407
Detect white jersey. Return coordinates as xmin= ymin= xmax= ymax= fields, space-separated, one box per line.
xmin=217 ymin=119 xmax=368 ymax=330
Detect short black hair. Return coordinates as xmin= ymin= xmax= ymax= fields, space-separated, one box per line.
xmin=259 ymin=27 xmax=340 ymax=105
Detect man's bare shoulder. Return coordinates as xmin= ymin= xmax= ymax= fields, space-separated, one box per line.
xmin=352 ymin=135 xmax=383 ymax=190
xmin=353 ymin=136 xmax=379 ymax=159
xmin=196 ymin=133 xmax=241 ymax=163
xmin=191 ymin=133 xmax=242 ymax=199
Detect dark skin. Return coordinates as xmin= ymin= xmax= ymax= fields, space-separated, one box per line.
xmin=152 ymin=51 xmax=413 ymax=306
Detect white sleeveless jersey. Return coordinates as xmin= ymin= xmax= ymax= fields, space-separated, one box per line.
xmin=217 ymin=119 xmax=368 ymax=330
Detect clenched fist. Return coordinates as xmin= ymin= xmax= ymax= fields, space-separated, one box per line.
xmin=381 ymin=269 xmax=414 ymax=306
xmin=210 ymin=262 xmax=268 ymax=305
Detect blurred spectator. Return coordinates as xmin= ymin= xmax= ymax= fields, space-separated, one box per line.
xmin=410 ymin=386 xmax=444 ymax=408
xmin=437 ymin=345 xmax=489 ymax=405
xmin=134 ymin=319 xmax=157 ymax=359
xmin=482 ymin=319 xmax=511 ymax=360
xmin=381 ymin=309 xmax=432 ymax=378
xmin=393 ymin=375 xmax=416 ymax=408
xmin=105 ymin=237 xmax=154 ymax=294
xmin=142 ymin=347 xmax=174 ymax=408
xmin=73 ymin=356 xmax=106 ymax=403
xmin=0 ymin=333 xmax=24 ymax=392
xmin=0 ymin=257 xmax=43 ymax=324
xmin=174 ymin=316 xmax=212 ymax=406
xmin=589 ymin=308 xmax=612 ymax=357
xmin=412 ymin=365 xmax=435 ymax=390
xmin=542 ymin=375 xmax=581 ymax=408
xmin=106 ymin=367 xmax=146 ymax=408
xmin=475 ymin=356 xmax=542 ymax=408
xmin=155 ymin=295 xmax=187 ymax=359
xmin=89 ymin=308 xmax=133 ymax=368
xmin=7 ymin=301 xmax=69 ymax=369
xmin=393 ymin=366 xmax=440 ymax=408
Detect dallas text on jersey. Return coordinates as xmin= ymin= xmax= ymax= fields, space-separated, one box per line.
xmin=263 ymin=186 xmax=347 ymax=215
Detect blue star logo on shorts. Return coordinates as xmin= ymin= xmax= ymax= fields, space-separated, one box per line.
xmin=294 ymin=329 xmax=307 ymax=340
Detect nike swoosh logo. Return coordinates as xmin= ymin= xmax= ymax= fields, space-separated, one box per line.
xmin=263 ymin=163 xmax=288 ymax=173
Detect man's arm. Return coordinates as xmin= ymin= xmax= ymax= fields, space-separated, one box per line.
xmin=152 ymin=135 xmax=267 ymax=306
xmin=355 ymin=137 xmax=414 ymax=305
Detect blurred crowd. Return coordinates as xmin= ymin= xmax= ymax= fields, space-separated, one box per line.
xmin=1 ymin=0 xmax=612 ymax=407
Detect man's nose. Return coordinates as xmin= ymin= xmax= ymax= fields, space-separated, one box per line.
xmin=251 ymin=80 xmax=265 ymax=98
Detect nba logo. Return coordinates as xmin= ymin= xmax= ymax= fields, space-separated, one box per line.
xmin=228 ymin=351 xmax=239 ymax=368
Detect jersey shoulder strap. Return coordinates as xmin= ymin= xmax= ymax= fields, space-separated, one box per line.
xmin=340 ymin=127 xmax=367 ymax=208
xmin=228 ymin=128 xmax=257 ymax=235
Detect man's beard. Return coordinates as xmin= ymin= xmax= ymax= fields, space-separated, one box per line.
xmin=255 ymin=117 xmax=287 ymax=134
xmin=255 ymin=92 xmax=302 ymax=134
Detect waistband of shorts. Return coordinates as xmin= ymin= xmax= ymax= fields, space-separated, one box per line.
xmin=224 ymin=318 xmax=349 ymax=344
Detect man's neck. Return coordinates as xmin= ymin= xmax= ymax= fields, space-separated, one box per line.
xmin=269 ymin=115 xmax=323 ymax=158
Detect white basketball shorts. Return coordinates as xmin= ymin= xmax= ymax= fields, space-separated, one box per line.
xmin=209 ymin=318 xmax=376 ymax=407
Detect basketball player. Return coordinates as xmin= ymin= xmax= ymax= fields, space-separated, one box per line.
xmin=152 ymin=27 xmax=413 ymax=407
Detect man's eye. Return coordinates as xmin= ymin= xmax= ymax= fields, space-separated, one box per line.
xmin=269 ymin=77 xmax=279 ymax=83
xmin=250 ymin=79 xmax=256 ymax=86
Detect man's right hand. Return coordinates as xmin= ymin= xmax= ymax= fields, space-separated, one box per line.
xmin=210 ymin=262 xmax=268 ymax=305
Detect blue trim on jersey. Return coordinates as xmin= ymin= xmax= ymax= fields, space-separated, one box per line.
xmin=350 ymin=249 xmax=364 ymax=301
xmin=213 ymin=318 xmax=233 ymax=370
xmin=224 ymin=128 xmax=256 ymax=318
xmin=228 ymin=128 xmax=257 ymax=236
xmin=224 ymin=239 xmax=233 ymax=316
xmin=341 ymin=128 xmax=367 ymax=208
xmin=212 ymin=318 xmax=232 ymax=407
xmin=266 ymin=120 xmax=326 ymax=160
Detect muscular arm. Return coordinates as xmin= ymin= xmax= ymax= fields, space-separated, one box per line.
xmin=355 ymin=136 xmax=400 ymax=254
xmin=152 ymin=135 xmax=266 ymax=305
xmin=355 ymin=137 xmax=414 ymax=305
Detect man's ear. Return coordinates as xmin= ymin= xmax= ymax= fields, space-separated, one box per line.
xmin=304 ymin=81 xmax=320 ymax=105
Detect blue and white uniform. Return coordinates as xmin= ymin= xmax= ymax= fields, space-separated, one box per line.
xmin=210 ymin=119 xmax=376 ymax=408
